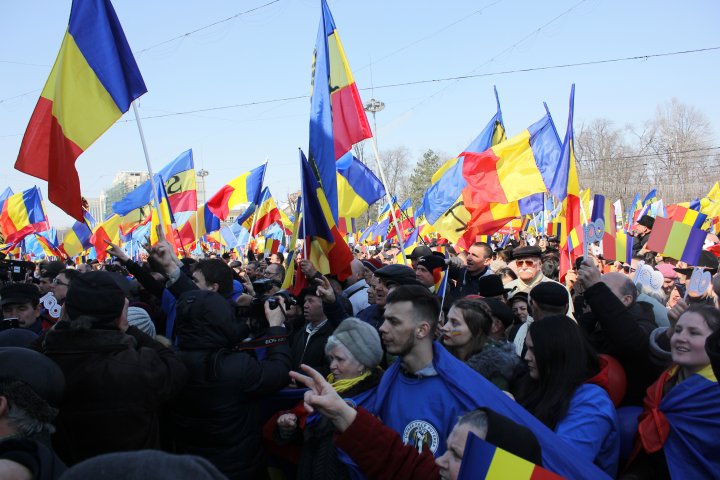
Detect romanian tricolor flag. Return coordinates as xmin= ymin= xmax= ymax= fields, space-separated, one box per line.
xmin=614 ymin=230 xmax=633 ymax=263
xmin=646 ymin=216 xmax=707 ymax=265
xmin=591 ymin=194 xmax=617 ymax=259
xmin=15 ymin=0 xmax=147 ymax=221
xmin=34 ymin=229 xmax=65 ymax=259
xmin=150 ymin=179 xmax=177 ymax=247
xmin=176 ymin=204 xmax=221 ymax=247
xmin=546 ymin=219 xmax=563 ymax=237
xmin=90 ymin=214 xmax=122 ymax=262
xmin=421 ymin=88 xmax=506 ymax=245
xmin=264 ymin=237 xmax=281 ymax=255
xmin=242 ymin=187 xmax=282 ymax=235
xmin=666 ymin=204 xmax=707 ymax=230
xmin=558 ymin=86 xmax=583 ymax=279
xmin=458 ymin=432 xmax=563 ymax=480
xmin=206 ymin=164 xmax=266 ymax=221
xmin=113 ymin=150 xmax=196 ymax=234
xmin=461 ymin=111 xmax=562 ymax=205
xmin=309 ymin=0 xmax=373 ymax=222
xmin=60 ymin=217 xmax=93 ymax=258
xmin=282 ymin=197 xmax=302 ymax=291
xmin=0 ymin=187 xmax=49 ymax=245
xmin=300 ymin=149 xmax=354 ymax=281
xmin=337 ymin=154 xmax=386 ymax=219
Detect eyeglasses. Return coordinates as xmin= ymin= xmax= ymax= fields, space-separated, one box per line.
xmin=516 ymin=259 xmax=537 ymax=267
xmin=52 ymin=278 xmax=69 ymax=287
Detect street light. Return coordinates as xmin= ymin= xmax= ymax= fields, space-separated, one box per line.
xmin=196 ymin=169 xmax=209 ymax=207
xmin=364 ymin=98 xmax=385 ymax=150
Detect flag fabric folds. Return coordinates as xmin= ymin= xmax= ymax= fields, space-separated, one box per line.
xmin=282 ymin=197 xmax=302 ymax=291
xmin=337 ymin=154 xmax=386 ymax=218
xmin=112 ymin=150 xmax=197 ymax=234
xmin=666 ymin=204 xmax=707 ymax=230
xmin=458 ymin=432 xmax=563 ymax=480
xmin=15 ymin=0 xmax=147 ymax=221
xmin=150 ymin=179 xmax=177 ymax=247
xmin=461 ymin=112 xmax=561 ymax=205
xmin=591 ymin=194 xmax=617 ymax=259
xmin=558 ymin=85 xmax=582 ymax=279
xmin=309 ymin=0 xmax=373 ymax=222
xmin=242 ymin=187 xmax=282 ymax=235
xmin=90 ymin=214 xmax=122 ymax=262
xmin=176 ymin=204 xmax=221 ymax=247
xmin=646 ymin=217 xmax=706 ymax=265
xmin=61 ymin=218 xmax=94 ymax=258
xmin=206 ymin=164 xmax=266 ymax=220
xmin=0 ymin=187 xmax=49 ymax=245
xmin=300 ymin=149 xmax=354 ymax=281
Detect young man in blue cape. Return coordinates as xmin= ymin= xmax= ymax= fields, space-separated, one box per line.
xmin=367 ymin=285 xmax=609 ymax=479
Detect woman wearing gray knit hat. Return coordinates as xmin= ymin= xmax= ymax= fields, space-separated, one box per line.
xmin=265 ymin=317 xmax=383 ymax=479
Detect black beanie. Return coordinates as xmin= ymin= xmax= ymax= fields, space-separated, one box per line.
xmin=64 ymin=271 xmax=126 ymax=324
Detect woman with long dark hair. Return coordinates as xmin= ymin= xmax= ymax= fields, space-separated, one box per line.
xmin=512 ymin=315 xmax=620 ymax=476
xmin=439 ymin=298 xmax=518 ymax=390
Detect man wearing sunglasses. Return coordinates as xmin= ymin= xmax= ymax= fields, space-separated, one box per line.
xmin=505 ymin=246 xmax=573 ymax=316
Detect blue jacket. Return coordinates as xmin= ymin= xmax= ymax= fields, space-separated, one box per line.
xmin=555 ymin=384 xmax=620 ymax=477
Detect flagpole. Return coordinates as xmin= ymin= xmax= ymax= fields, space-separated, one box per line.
xmin=367 ymin=136 xmax=408 ymax=265
xmin=131 ymin=101 xmax=164 ymax=240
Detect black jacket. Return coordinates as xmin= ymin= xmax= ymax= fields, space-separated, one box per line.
xmin=289 ymin=300 xmax=348 ymax=377
xmin=42 ymin=324 xmax=187 ymax=465
xmin=579 ymin=282 xmax=664 ymax=406
xmin=168 ymin=290 xmax=291 ymax=480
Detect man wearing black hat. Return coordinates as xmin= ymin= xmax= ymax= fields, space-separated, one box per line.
xmin=41 ymin=271 xmax=187 ymax=465
xmin=0 ymin=283 xmax=43 ymax=335
xmin=415 ymin=255 xmax=447 ymax=293
xmin=358 ymin=264 xmax=420 ymax=329
xmin=505 ymin=246 xmax=573 ymax=316
xmin=632 ymin=214 xmax=655 ymax=257
xmin=0 ymin=347 xmax=67 ymax=478
xmin=406 ymin=245 xmax=433 ymax=269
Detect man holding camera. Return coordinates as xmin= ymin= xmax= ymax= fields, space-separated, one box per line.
xmin=0 ymin=283 xmax=43 ymax=335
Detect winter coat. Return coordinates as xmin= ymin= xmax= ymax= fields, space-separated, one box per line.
xmin=466 ymin=340 xmax=520 ymax=390
xmin=554 ymin=359 xmax=620 ymax=477
xmin=42 ymin=324 xmax=187 ymax=465
xmin=167 ymin=290 xmax=292 ymax=480
xmin=289 ymin=300 xmax=348 ymax=377
xmin=264 ymin=369 xmax=382 ymax=480
xmin=579 ymin=282 xmax=664 ymax=405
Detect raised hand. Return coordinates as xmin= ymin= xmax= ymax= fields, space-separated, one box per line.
xmin=289 ymin=364 xmax=357 ymax=432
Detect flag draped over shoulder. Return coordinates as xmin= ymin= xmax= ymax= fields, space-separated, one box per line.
xmin=309 ymin=0 xmax=372 ymax=222
xmin=0 ymin=187 xmax=49 ymax=245
xmin=300 ymin=149 xmax=354 ymax=281
xmin=15 ymin=0 xmax=147 ymax=221
xmin=205 ymin=164 xmax=266 ymax=221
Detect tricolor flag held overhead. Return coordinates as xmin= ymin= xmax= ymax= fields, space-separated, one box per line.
xmin=309 ymin=0 xmax=373 ymax=222
xmin=558 ymin=85 xmax=582 ymax=279
xmin=646 ymin=217 xmax=706 ymax=265
xmin=15 ymin=0 xmax=147 ymax=221
xmin=300 ymin=149 xmax=354 ymax=281
xmin=0 ymin=187 xmax=49 ymax=245
xmin=337 ymin=153 xmax=386 ymax=219
xmin=461 ymin=111 xmax=561 ymax=205
xmin=206 ymin=164 xmax=266 ymax=221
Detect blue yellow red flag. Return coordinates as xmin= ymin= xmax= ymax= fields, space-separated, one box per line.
xmin=0 ymin=187 xmax=49 ymax=245
xmin=15 ymin=0 xmax=146 ymax=221
xmin=309 ymin=0 xmax=373 ymax=222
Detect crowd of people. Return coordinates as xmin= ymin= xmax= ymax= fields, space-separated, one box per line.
xmin=0 ymin=219 xmax=719 ymax=479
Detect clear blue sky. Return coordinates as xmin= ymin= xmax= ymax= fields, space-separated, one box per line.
xmin=2 ymin=0 xmax=719 ymax=228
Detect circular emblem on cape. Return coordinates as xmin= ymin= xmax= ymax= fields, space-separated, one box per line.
xmin=402 ymin=420 xmax=440 ymax=454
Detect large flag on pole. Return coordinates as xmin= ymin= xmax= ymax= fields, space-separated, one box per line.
xmin=0 ymin=187 xmax=50 ymax=245
xmin=300 ymin=149 xmax=354 ymax=281
xmin=309 ymin=0 xmax=373 ymax=222
xmin=558 ymin=85 xmax=582 ymax=279
xmin=15 ymin=0 xmax=147 ymax=221
xmin=205 ymin=164 xmax=266 ymax=221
